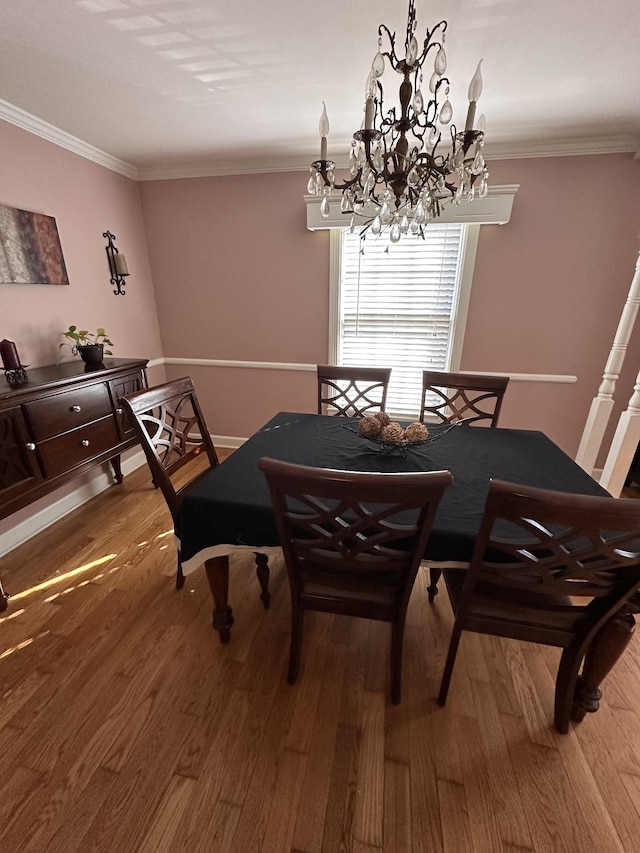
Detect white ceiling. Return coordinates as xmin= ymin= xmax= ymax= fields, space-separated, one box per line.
xmin=0 ymin=0 xmax=639 ymax=180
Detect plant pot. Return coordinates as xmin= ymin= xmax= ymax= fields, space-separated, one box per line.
xmin=77 ymin=344 xmax=104 ymax=365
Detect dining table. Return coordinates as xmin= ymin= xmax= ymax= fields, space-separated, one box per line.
xmin=174 ymin=410 xmax=640 ymax=723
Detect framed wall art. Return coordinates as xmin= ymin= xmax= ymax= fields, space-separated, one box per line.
xmin=0 ymin=203 xmax=69 ymax=285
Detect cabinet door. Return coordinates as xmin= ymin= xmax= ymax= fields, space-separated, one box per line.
xmin=109 ymin=370 xmax=147 ymax=441
xmin=0 ymin=407 xmax=44 ymax=505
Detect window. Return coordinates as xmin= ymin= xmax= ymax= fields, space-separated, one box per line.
xmin=330 ymin=223 xmax=479 ymax=419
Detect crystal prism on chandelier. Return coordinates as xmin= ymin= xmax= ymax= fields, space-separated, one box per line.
xmin=307 ymin=0 xmax=489 ymax=242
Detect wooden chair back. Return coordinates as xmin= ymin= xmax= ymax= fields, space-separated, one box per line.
xmin=121 ymin=377 xmax=218 ymax=519
xmin=259 ymin=457 xmax=452 ymax=703
xmin=121 ymin=377 xmax=219 ymax=591
xmin=420 ymin=370 xmax=508 ymax=426
xmin=438 ymin=478 xmax=640 ymax=731
xmin=317 ymin=364 xmax=391 ymax=417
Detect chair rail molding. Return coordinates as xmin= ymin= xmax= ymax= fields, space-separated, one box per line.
xmin=161 ymin=357 xmax=575 ymax=384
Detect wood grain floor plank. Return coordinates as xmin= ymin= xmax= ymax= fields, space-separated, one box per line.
xmin=137 ymin=774 xmax=198 ymax=853
xmin=291 ymin=615 xmax=347 ymax=853
xmin=353 ymin=689 xmax=385 ymax=848
xmin=453 ymin=713 xmax=506 ymax=853
xmin=383 ymin=758 xmax=412 ymax=853
xmin=468 ymin=680 xmax=534 ymax=850
xmin=501 ymin=712 xmax=591 ymax=853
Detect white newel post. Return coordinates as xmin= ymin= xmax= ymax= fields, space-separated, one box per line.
xmin=600 ymin=374 xmax=640 ymax=496
xmin=575 ymin=248 xmax=640 ymax=475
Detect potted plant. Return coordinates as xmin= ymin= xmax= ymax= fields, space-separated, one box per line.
xmin=60 ymin=326 xmax=114 ymax=365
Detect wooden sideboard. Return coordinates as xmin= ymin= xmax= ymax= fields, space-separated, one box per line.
xmin=0 ymin=357 xmax=148 ymax=608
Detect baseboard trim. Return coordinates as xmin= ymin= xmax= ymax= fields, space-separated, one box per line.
xmin=214 ymin=434 xmax=247 ymax=450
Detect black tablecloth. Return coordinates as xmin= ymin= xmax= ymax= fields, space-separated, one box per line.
xmin=175 ymin=412 xmax=607 ymax=568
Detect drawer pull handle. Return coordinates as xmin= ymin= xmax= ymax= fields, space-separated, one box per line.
xmin=71 ymin=405 xmax=82 ymax=413
xmin=81 ymin=439 xmax=90 ymax=447
xmin=116 ymin=407 xmax=123 ymax=415
xmin=26 ymin=442 xmax=36 ymax=451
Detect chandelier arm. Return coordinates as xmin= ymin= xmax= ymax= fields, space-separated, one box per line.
xmin=378 ymin=25 xmax=400 ymax=66
xmin=416 ymin=22 xmax=447 ymax=69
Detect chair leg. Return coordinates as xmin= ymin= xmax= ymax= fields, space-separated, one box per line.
xmin=571 ymin=607 xmax=636 ymax=725
xmin=254 ymin=552 xmax=271 ymax=608
xmin=427 ymin=567 xmax=442 ymax=603
xmin=288 ymin=604 xmax=304 ymax=685
xmin=438 ymin=623 xmax=463 ymax=706
xmin=390 ymin=618 xmax=406 ymax=705
xmin=554 ymin=645 xmax=585 ymax=734
xmin=176 ymin=554 xmax=185 ymax=590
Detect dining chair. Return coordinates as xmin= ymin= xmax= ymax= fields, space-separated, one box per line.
xmin=317 ymin=364 xmax=391 ymax=417
xmin=421 ymin=369 xmax=509 ymax=601
xmin=420 ymin=370 xmax=509 ymax=427
xmin=121 ymin=377 xmax=270 ymax=606
xmin=259 ymin=456 xmax=452 ymax=703
xmin=437 ymin=478 xmax=640 ymax=732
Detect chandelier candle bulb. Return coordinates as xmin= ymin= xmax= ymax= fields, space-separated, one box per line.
xmin=365 ymin=97 xmax=375 ymax=130
xmin=465 ymin=60 xmax=483 ymax=131
xmin=114 ymin=253 xmax=129 ymax=276
xmin=464 ymin=101 xmax=477 ymax=132
xmin=319 ymin=102 xmax=329 ymax=161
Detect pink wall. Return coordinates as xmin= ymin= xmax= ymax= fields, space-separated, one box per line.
xmin=140 ymin=172 xmax=330 ymax=436
xmin=463 ymin=154 xmax=640 ymax=459
xmin=140 ymin=155 xmax=640 ymax=455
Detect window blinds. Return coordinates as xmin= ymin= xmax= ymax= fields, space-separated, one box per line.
xmin=339 ymin=224 xmax=465 ymax=420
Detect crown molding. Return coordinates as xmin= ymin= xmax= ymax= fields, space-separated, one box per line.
xmin=0 ymin=98 xmax=138 ymax=180
xmin=138 ymin=134 xmax=639 ymax=181
xmin=485 ymin=134 xmax=640 ymax=161
xmin=136 ymin=156 xmax=314 ymax=182
xmin=1 ymin=96 xmax=637 ymax=182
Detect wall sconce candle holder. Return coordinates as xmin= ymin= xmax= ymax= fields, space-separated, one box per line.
xmin=103 ymin=230 xmax=129 ymax=295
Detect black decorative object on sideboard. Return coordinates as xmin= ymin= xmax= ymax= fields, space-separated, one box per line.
xmin=0 ymin=357 xmax=148 ymax=522
xmin=1 ymin=338 xmax=28 ymax=387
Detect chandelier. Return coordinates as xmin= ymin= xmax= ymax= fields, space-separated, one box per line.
xmin=307 ymin=0 xmax=489 ymax=241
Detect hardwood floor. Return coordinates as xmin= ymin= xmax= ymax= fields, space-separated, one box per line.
xmin=2 ymin=453 xmax=640 ymax=851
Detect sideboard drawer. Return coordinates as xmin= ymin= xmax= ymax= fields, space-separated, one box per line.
xmin=24 ymin=383 xmax=112 ymax=440
xmin=37 ymin=416 xmax=119 ymax=478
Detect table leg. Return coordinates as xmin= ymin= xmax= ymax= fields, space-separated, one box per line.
xmin=205 ymin=556 xmax=234 ymax=643
xmin=0 ymin=575 xmax=8 ymax=613
xmin=254 ymin=552 xmax=271 ymax=609
xmin=427 ymin=567 xmax=442 ymax=603
xmin=572 ymin=598 xmax=639 ymax=722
